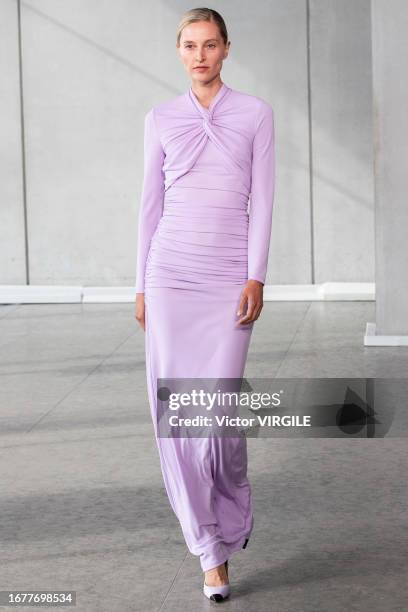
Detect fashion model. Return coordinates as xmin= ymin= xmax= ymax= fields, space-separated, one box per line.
xmin=134 ymin=8 xmax=275 ymax=603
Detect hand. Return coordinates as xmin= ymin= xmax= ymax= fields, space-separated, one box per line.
xmin=135 ymin=293 xmax=146 ymax=331
xmin=236 ymin=279 xmax=264 ymax=325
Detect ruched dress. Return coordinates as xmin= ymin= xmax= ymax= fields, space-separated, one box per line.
xmin=135 ymin=82 xmax=275 ymax=571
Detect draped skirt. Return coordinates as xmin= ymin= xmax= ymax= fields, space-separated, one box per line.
xmin=143 ymin=185 xmax=255 ymax=571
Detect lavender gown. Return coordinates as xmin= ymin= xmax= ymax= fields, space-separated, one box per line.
xmin=135 ymin=82 xmax=275 ymax=571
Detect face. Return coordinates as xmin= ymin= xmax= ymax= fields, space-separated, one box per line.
xmin=177 ymin=20 xmax=230 ymax=85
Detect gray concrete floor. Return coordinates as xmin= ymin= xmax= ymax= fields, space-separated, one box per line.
xmin=0 ymin=301 xmax=407 ymax=611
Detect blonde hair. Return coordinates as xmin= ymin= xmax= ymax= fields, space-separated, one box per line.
xmin=176 ymin=7 xmax=229 ymax=46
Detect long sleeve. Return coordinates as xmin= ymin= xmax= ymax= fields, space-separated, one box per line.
xmin=135 ymin=108 xmax=165 ymax=293
xmin=247 ymin=103 xmax=276 ymax=285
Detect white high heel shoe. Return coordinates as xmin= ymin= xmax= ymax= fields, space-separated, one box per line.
xmin=203 ymin=560 xmax=230 ymax=602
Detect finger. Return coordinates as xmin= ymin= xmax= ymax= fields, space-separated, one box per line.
xmin=237 ymin=296 xmax=256 ymax=324
xmin=236 ymin=292 xmax=247 ymax=316
xmin=135 ymin=307 xmax=146 ymax=330
xmin=239 ymin=298 xmax=263 ymax=324
xmin=251 ymin=303 xmax=263 ymax=322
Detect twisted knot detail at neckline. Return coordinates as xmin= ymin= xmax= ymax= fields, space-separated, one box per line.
xmin=188 ymin=83 xmax=230 ymax=121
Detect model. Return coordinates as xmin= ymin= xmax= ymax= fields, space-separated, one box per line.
xmin=134 ymin=7 xmax=275 ymax=603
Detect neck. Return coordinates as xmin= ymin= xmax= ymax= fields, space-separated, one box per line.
xmin=190 ymin=77 xmax=224 ymax=108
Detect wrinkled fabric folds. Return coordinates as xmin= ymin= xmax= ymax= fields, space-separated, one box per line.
xmin=135 ymin=82 xmax=275 ymax=571
xmin=135 ymin=82 xmax=275 ymax=292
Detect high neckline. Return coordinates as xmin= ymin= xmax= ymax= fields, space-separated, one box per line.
xmin=188 ymin=82 xmax=229 ymax=116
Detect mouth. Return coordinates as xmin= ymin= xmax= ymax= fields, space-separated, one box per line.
xmin=194 ymin=66 xmax=209 ymax=70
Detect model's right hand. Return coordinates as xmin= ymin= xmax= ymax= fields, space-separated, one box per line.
xmin=135 ymin=293 xmax=146 ymax=331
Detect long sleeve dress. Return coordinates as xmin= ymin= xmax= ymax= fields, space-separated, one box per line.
xmin=135 ymin=82 xmax=275 ymax=572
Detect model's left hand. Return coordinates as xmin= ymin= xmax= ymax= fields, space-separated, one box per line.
xmin=236 ymin=279 xmax=264 ymax=325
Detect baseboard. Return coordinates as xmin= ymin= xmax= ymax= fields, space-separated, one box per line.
xmin=0 ymin=282 xmax=375 ymax=304
xmin=0 ymin=285 xmax=82 ymax=304
xmin=263 ymin=282 xmax=374 ymax=301
xmin=364 ymin=322 xmax=408 ymax=346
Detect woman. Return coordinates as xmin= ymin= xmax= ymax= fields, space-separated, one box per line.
xmin=134 ymin=7 xmax=275 ymax=603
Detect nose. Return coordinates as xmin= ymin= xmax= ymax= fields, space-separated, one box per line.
xmin=195 ymin=49 xmax=205 ymax=62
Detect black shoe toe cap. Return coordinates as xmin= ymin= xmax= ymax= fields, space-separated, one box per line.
xmin=210 ymin=594 xmax=225 ymax=602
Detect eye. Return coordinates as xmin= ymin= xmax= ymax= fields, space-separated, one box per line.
xmin=208 ymin=44 xmax=216 ymax=48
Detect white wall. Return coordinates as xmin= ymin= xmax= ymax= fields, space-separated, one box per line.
xmin=0 ymin=0 xmax=374 ymax=286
